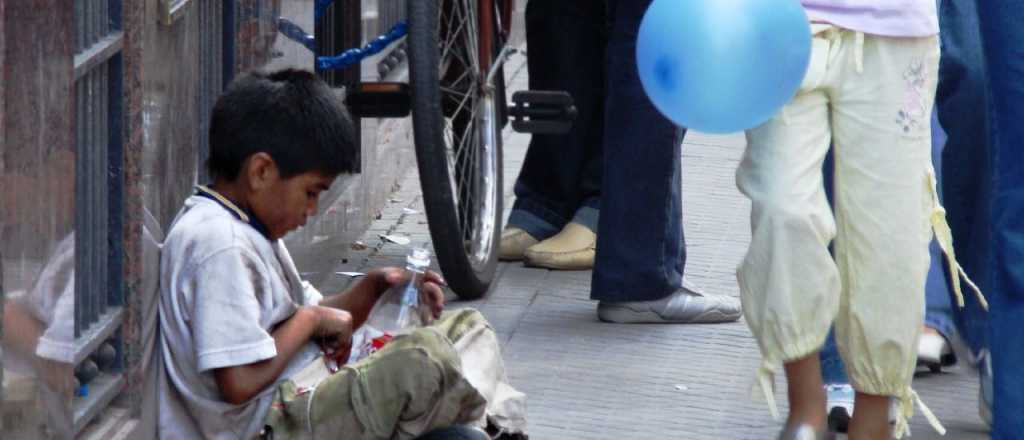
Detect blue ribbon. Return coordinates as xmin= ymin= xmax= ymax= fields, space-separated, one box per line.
xmin=277 ymin=17 xmax=317 ymax=52
xmin=316 ymin=21 xmax=409 ymax=71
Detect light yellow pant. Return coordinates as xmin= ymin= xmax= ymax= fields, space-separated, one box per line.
xmin=737 ymin=26 xmax=945 ymax=438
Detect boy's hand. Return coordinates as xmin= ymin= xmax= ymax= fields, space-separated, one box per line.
xmin=310 ymin=306 xmax=354 ymax=365
xmin=374 ymin=267 xmax=447 ymax=322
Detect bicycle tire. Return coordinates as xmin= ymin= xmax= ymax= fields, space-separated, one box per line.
xmin=407 ymin=0 xmax=506 ymax=299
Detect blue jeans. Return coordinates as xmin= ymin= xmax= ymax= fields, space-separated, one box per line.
xmin=507 ymin=1 xmax=606 ymax=239
xmin=512 ymin=0 xmax=685 ymax=301
xmin=975 ymin=1 xmax=1024 ymax=437
xmin=937 ymin=0 xmax=991 ymax=359
xmin=591 ymin=0 xmax=687 ymax=302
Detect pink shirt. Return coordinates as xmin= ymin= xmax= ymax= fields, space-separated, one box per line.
xmin=801 ymin=0 xmax=939 ymax=37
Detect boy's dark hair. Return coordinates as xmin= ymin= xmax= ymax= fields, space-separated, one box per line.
xmin=207 ymin=68 xmax=358 ymax=181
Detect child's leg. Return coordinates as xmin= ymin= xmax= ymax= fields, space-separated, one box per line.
xmin=737 ymin=38 xmax=839 ymax=429
xmin=432 ymin=309 xmax=527 ymax=435
xmin=266 ymin=329 xmax=487 ymax=440
xmin=829 ymin=31 xmax=940 ymax=439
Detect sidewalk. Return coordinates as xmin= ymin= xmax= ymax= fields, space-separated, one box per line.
xmin=330 ymin=53 xmax=988 ymax=439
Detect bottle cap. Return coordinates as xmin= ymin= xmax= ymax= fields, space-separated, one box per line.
xmin=407 ymin=247 xmax=431 ymax=268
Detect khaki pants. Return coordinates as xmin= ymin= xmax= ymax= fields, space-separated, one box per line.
xmin=263 ymin=310 xmax=493 ymax=440
xmin=737 ymin=26 xmax=953 ymax=438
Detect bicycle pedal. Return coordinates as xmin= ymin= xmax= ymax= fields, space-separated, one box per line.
xmin=508 ymin=90 xmax=577 ymax=134
xmin=345 ymin=82 xmax=411 ymax=118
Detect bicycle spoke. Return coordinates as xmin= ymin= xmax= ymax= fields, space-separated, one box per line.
xmin=426 ymin=0 xmax=499 ymax=264
xmin=459 ymin=0 xmax=480 ymax=75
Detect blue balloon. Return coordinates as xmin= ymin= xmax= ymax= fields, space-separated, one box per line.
xmin=636 ymin=0 xmax=812 ymax=133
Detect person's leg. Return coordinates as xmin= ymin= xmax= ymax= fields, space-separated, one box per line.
xmin=264 ymin=330 xmax=487 ymax=439
xmin=919 ymin=111 xmax=958 ymax=370
xmin=591 ymin=0 xmax=683 ymax=302
xmin=977 ymin=1 xmax=1024 ymax=438
xmin=504 ymin=0 xmax=607 ymax=252
xmin=430 ymin=309 xmax=527 ymax=436
xmin=934 ymin=0 xmax=995 ymax=427
xmin=737 ymin=29 xmax=838 ymax=433
xmin=830 ymin=31 xmax=939 ymax=439
xmin=820 ymin=329 xmax=858 ymax=433
xmin=818 ymin=112 xmax=954 ymax=437
xmin=818 ymin=152 xmax=857 ymax=433
xmin=591 ymin=0 xmax=740 ymax=323
xmin=937 ymin=0 xmax=991 ymax=359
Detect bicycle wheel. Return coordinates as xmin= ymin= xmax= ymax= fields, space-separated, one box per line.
xmin=407 ymin=0 xmax=506 ymax=299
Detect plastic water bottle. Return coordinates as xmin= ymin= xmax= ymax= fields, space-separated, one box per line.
xmin=347 ymin=248 xmax=432 ymax=363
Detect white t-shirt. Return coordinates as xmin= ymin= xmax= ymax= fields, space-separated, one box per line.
xmin=157 ymin=190 xmax=323 ymax=440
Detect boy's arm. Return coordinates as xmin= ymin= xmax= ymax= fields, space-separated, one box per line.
xmin=317 ymin=268 xmax=447 ymax=328
xmin=213 ymin=305 xmax=351 ymax=404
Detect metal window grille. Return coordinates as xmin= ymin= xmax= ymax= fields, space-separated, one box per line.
xmin=72 ymin=0 xmax=125 ymax=433
xmin=373 ymin=0 xmax=407 ymax=80
xmin=197 ymin=0 xmax=225 ymax=183
xmin=159 ymin=0 xmax=194 ymax=25
xmin=316 ymin=0 xmax=364 ymax=171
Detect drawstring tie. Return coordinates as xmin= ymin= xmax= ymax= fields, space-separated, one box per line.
xmin=927 ymin=167 xmax=988 ymax=309
xmin=753 ymin=360 xmax=781 ymax=420
xmin=853 ymin=31 xmax=865 ymax=74
xmin=894 ymin=388 xmax=945 ymax=438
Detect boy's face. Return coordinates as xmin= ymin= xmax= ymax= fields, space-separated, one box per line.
xmin=248 ymin=159 xmax=336 ymax=240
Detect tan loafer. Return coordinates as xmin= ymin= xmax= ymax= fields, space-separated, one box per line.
xmin=499 ymin=227 xmax=539 ymax=261
xmin=523 ymin=223 xmax=596 ymax=270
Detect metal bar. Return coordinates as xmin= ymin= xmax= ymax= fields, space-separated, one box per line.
xmin=71 ymin=308 xmax=123 ymax=365
xmin=107 ymin=55 xmax=125 ymax=309
xmin=199 ymin=3 xmax=210 ymax=182
xmin=89 ymin=69 xmax=100 ymax=328
xmin=93 ymin=67 xmax=102 ymax=326
xmin=102 ymin=0 xmax=109 ymax=36
xmin=89 ymin=0 xmax=97 ymax=47
xmin=75 ymin=0 xmax=84 ymax=52
xmin=74 ymin=33 xmax=123 ymax=81
xmin=83 ymin=0 xmax=91 ymax=50
xmin=82 ymin=72 xmax=92 ymax=329
xmin=80 ymin=75 xmax=92 ymax=331
xmin=222 ymin=0 xmax=236 ymax=88
xmin=99 ymin=61 xmax=110 ymax=317
xmin=485 ymin=44 xmax=513 ymax=88
xmin=74 ymin=82 xmax=86 ymax=338
xmin=479 ymin=0 xmax=493 ymax=74
xmin=109 ymin=0 xmax=123 ymax=30
xmin=97 ymin=0 xmax=105 ymax=40
xmin=83 ymin=71 xmax=92 ymax=329
xmin=214 ymin=2 xmax=223 ymax=92
xmin=94 ymin=0 xmax=104 ymax=41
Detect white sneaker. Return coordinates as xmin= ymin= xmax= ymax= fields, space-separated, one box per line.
xmin=917 ymin=331 xmax=955 ymax=373
xmin=597 ymin=278 xmax=741 ymax=324
xmin=825 ymin=384 xmax=854 ymax=433
xmin=825 ymin=384 xmax=899 ymax=433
